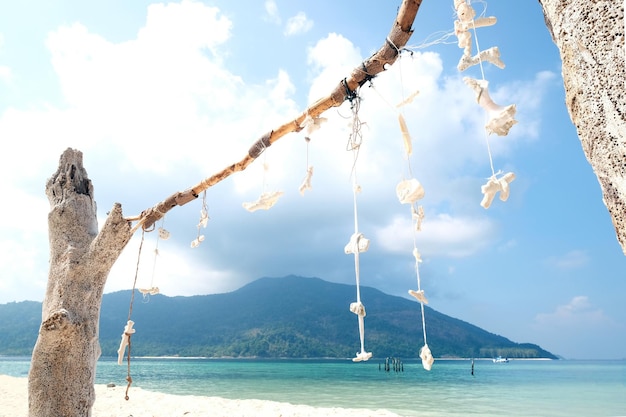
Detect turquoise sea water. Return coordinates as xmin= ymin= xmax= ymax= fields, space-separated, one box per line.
xmin=1 ymin=357 xmax=625 ymax=416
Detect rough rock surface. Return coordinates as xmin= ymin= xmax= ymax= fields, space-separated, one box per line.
xmin=539 ymin=0 xmax=626 ymax=253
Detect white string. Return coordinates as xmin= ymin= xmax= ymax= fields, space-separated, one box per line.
xmin=347 ymin=95 xmax=369 ymax=359
xmin=405 ymin=30 xmax=457 ymax=51
xmin=141 ymin=218 xmax=166 ymax=301
xmin=388 ymin=50 xmax=431 ymax=360
xmin=469 ymin=2 xmax=487 ymax=85
xmin=350 ymin=163 xmax=366 ymax=355
xmin=412 ymin=224 xmax=428 ymax=345
xmin=468 ymin=0 xmax=496 ymax=177
xmin=367 ymin=57 xmax=415 ymax=180
xmin=262 ymin=149 xmax=269 ymax=193
xmin=305 ymin=137 xmax=310 ymax=170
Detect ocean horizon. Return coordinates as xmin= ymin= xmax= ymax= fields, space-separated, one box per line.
xmin=2 ymin=356 xmax=625 ymax=416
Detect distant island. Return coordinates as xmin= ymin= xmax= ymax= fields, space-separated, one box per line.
xmin=0 ymin=275 xmax=557 ymax=359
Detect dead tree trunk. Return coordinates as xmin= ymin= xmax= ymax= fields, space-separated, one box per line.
xmin=538 ymin=0 xmax=626 ymax=253
xmin=28 ymin=149 xmax=132 ymax=416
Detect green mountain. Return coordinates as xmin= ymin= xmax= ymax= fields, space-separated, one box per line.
xmin=0 ymin=275 xmax=557 ymax=359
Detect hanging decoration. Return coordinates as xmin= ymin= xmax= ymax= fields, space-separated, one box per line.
xmin=117 ymin=228 xmax=149 ymax=400
xmin=243 ymin=133 xmax=284 ymax=212
xmin=138 ymin=219 xmax=170 ymax=299
xmin=117 ymin=320 xmax=136 ymax=365
xmin=381 ymin=54 xmax=434 ymax=370
xmin=480 ymin=171 xmax=516 ymax=209
xmin=454 ymin=0 xmax=518 ymax=209
xmin=344 ymin=91 xmax=372 ymax=363
xmin=242 ymin=190 xmax=284 ymax=212
xmin=298 ymin=114 xmax=326 ymax=195
xmin=454 ymin=0 xmax=503 ymax=72
xmin=191 ymin=190 xmax=210 ymax=248
xmin=463 ymin=77 xmax=517 ymax=137
xmin=396 ymin=172 xmax=433 ymax=371
xmin=369 ymin=42 xmax=434 ymax=370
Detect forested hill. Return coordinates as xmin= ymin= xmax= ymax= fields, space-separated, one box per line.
xmin=0 ymin=275 xmax=557 ymax=359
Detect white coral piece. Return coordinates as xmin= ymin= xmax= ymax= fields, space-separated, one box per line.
xmin=480 ymin=172 xmax=516 ymax=209
xmin=117 ymin=320 xmax=136 ymax=365
xmin=242 ymin=191 xmax=284 ymax=212
xmin=420 ymin=344 xmax=435 ymax=371
xmin=409 ymin=289 xmax=429 ymax=305
xmin=158 ymin=227 xmax=170 ymax=240
xmin=349 ymin=301 xmax=367 ymax=317
xmin=464 ymin=77 xmax=517 ymax=136
xmin=396 ymin=179 xmax=425 ymax=204
xmin=299 ymin=166 xmax=314 ymax=195
xmin=398 ymin=113 xmax=413 ymax=156
xmin=344 ymin=232 xmax=370 ymax=254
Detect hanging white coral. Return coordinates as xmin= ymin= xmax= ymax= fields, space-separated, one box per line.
xmin=138 ymin=287 xmax=159 ymax=296
xmin=420 ymin=343 xmax=435 ymax=371
xmin=157 ymin=227 xmax=170 ymax=240
xmin=409 ymin=249 xmax=429 ymax=304
xmin=344 ymin=232 xmax=370 ymax=254
xmin=350 ymin=301 xmax=366 ymax=317
xmin=190 ymin=235 xmax=205 ymax=248
xmin=397 ymin=114 xmax=413 ymax=156
xmin=350 ymin=301 xmax=372 ymax=362
xmin=412 ymin=205 xmax=425 ymax=231
xmin=409 ymin=289 xmax=429 ymax=304
xmin=301 ymin=114 xmax=327 ymax=136
xmin=117 ymin=320 xmax=136 ymax=365
xmin=242 ymin=191 xmax=284 ymax=212
xmin=464 ymin=77 xmax=517 ymax=136
xmin=454 ymin=0 xmax=504 ymax=72
xmin=298 ymin=166 xmax=314 ymax=195
xmin=480 ymin=171 xmax=516 ymax=209
xmin=396 ymin=178 xmax=425 ymax=204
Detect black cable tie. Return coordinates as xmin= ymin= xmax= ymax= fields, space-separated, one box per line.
xmin=342 ymin=78 xmax=357 ymax=103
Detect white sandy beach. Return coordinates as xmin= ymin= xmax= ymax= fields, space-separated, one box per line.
xmin=0 ymin=375 xmax=402 ymax=417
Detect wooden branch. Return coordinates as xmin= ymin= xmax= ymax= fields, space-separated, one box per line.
xmin=134 ymin=0 xmax=423 ymax=231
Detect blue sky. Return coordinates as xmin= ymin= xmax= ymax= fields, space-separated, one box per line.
xmin=0 ymin=0 xmax=624 ymax=360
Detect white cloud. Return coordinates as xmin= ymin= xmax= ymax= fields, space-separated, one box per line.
xmin=284 ymin=12 xmax=313 ymax=37
xmin=545 ymin=249 xmax=590 ymax=269
xmin=105 ymin=232 xmax=244 ymax=298
xmin=264 ymin=0 xmax=281 ymax=24
xmin=0 ymin=33 xmax=11 ymax=83
xmin=530 ymin=296 xmax=624 ymax=358
xmin=36 ymin=3 xmax=241 ymax=176
xmin=376 ymin=213 xmax=497 ymax=258
xmin=535 ymin=296 xmax=605 ymax=324
xmin=0 ymin=66 xmax=10 ymax=82
xmin=307 ymin=33 xmax=361 ymax=77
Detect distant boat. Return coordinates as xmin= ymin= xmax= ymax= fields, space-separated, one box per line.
xmin=493 ymin=356 xmax=509 ymax=363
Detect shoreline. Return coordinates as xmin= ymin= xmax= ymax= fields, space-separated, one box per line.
xmin=0 ymin=374 xmax=402 ymax=417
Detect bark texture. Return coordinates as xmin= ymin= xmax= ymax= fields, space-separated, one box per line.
xmin=539 ymin=0 xmax=626 ymax=253
xmin=28 ymin=149 xmax=132 ymax=417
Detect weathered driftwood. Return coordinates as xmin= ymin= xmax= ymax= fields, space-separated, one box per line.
xmin=538 ymin=0 xmax=626 ymax=253
xmin=135 ymin=0 xmax=424 ymax=232
xmin=28 ymin=149 xmax=133 ymax=416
